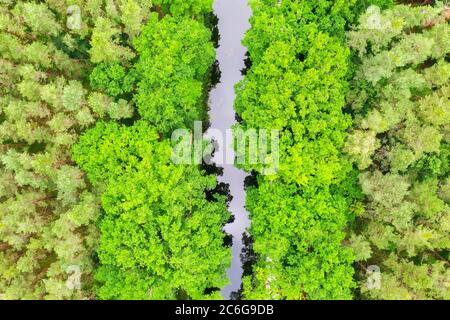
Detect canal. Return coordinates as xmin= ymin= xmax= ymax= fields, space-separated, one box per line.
xmin=206 ymin=0 xmax=252 ymax=299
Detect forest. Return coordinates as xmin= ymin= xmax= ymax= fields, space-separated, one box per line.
xmin=0 ymin=0 xmax=448 ymax=300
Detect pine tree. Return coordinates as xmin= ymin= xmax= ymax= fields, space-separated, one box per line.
xmin=346 ymin=3 xmax=449 ymax=300
xmin=0 ymin=0 xmax=144 ymax=299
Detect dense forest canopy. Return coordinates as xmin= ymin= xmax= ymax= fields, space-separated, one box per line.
xmin=345 ymin=4 xmax=449 ymax=299
xmin=0 ymin=0 xmax=138 ymax=299
xmin=235 ymin=0 xmax=366 ymax=300
xmin=72 ymin=1 xmax=232 ymax=299
xmin=0 ymin=0 xmax=229 ymax=300
xmin=0 ymin=0 xmax=448 ymax=301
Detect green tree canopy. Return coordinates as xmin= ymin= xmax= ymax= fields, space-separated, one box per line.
xmin=133 ymin=14 xmax=215 ymax=134
xmin=234 ymin=0 xmax=381 ymax=300
xmin=73 ymin=121 xmax=231 ymax=299
xmin=346 ymin=3 xmax=449 ymax=300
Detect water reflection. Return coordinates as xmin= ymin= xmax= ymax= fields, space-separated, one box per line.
xmin=206 ymin=0 xmax=252 ymax=299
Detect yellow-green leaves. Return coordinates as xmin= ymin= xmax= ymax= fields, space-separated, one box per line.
xmin=134 ymin=15 xmax=215 ymax=134
xmin=237 ymin=0 xmax=364 ymax=300
xmin=72 ymin=4 xmax=229 ymax=299
xmin=73 ymin=121 xmax=231 ymax=299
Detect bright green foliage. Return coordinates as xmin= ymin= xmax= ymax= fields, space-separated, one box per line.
xmin=133 ymin=14 xmax=215 ymax=134
xmin=1 ymin=0 xmax=225 ymax=300
xmin=73 ymin=121 xmax=230 ymax=299
xmin=242 ymin=0 xmax=358 ymax=66
xmin=236 ymin=0 xmax=372 ymax=300
xmin=90 ymin=63 xmax=136 ymax=98
xmin=242 ymin=180 xmax=358 ymax=300
xmin=346 ymin=4 xmax=449 ymax=300
xmin=153 ymin=0 xmax=213 ymax=17
xmin=4 ymin=0 xmax=443 ymax=302
xmin=70 ymin=4 xmax=230 ymax=300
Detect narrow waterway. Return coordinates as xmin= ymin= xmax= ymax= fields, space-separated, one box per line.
xmin=206 ymin=0 xmax=252 ymax=299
